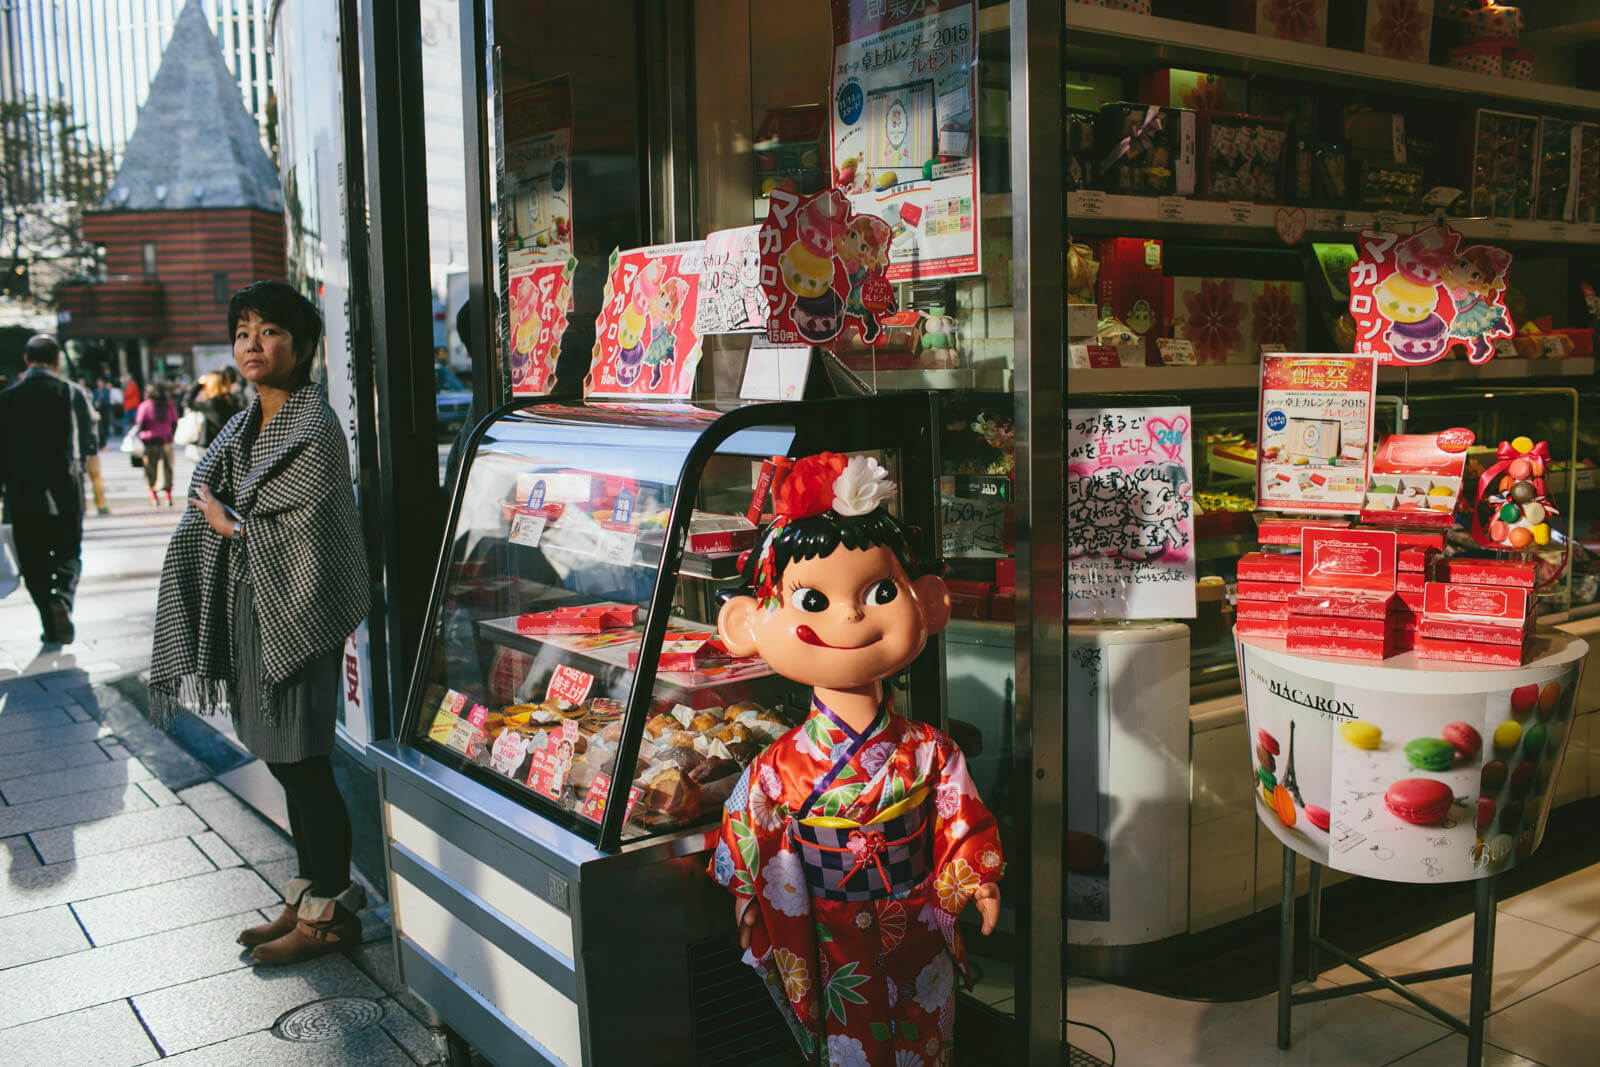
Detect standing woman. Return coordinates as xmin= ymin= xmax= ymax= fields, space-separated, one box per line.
xmin=149 ymin=281 xmax=370 ymax=965
xmin=134 ymin=382 xmax=179 ymax=506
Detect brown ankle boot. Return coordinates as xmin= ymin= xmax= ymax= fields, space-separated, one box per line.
xmin=251 ymin=882 xmax=365 ymax=966
xmin=238 ymin=877 xmax=311 ymax=947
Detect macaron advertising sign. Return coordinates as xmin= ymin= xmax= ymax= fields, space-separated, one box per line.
xmin=1348 ymin=224 xmax=1514 ymax=367
xmin=1237 ymin=634 xmax=1586 ymax=883
xmin=760 ymin=188 xmax=898 ymax=348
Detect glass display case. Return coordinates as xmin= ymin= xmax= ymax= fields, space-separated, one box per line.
xmin=404 ymin=397 xmax=938 ymax=847
xmin=373 ymin=393 xmax=943 ymax=1066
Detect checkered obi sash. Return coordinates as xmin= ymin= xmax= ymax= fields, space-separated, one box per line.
xmin=790 ymin=787 xmax=930 ymax=903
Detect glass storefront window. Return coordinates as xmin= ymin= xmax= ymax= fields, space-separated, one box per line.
xmin=687 ymin=0 xmax=1024 ymax=1028
xmin=271 ymin=0 xmax=373 ymax=740
xmin=489 ymin=6 xmax=645 ymax=397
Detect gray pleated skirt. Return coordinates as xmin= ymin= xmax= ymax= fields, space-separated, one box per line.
xmin=231 ymin=576 xmax=342 ymax=763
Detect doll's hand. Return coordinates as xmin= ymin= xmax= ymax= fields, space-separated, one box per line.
xmin=737 ymin=898 xmax=765 ymax=951
xmin=973 ymin=882 xmax=1001 ymax=936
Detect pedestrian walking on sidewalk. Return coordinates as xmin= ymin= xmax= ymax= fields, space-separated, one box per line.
xmin=193 ymin=371 xmax=245 ymax=447
xmin=93 ymin=375 xmax=113 ymax=448
xmin=149 ymin=280 xmax=371 ymax=967
xmin=134 ymin=382 xmax=180 ymax=505
xmin=0 ymin=334 xmax=98 ymax=645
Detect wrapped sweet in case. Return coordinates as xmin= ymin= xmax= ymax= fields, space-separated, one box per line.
xmin=1199 ymin=112 xmax=1289 ymax=203
xmin=1094 ymin=102 xmax=1197 ymax=198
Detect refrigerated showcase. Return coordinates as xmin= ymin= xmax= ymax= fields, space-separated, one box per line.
xmin=369 ymin=394 xmax=955 ymax=1065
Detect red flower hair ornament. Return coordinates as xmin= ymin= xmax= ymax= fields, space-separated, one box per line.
xmin=750 ymin=452 xmax=899 ymax=603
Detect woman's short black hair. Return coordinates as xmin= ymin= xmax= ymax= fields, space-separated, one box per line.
xmin=733 ymin=507 xmax=936 ymax=603
xmin=227 ymin=281 xmax=322 ymax=385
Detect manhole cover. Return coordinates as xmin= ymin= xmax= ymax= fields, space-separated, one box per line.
xmin=272 ymin=997 xmax=384 ymax=1042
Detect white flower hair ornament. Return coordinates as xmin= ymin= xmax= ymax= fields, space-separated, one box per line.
xmin=831 ymin=455 xmax=897 ymax=517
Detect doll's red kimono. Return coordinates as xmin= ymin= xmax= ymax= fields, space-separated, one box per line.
xmin=708 ymin=452 xmax=1002 ymax=1066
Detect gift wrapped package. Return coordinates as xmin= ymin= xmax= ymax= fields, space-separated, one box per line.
xmin=1067 ymin=109 xmax=1097 ymax=192
xmin=1164 ymin=278 xmax=1306 ymax=365
xmin=1353 ymin=156 xmax=1424 ymax=212
xmin=1139 ymin=68 xmax=1249 ymax=113
xmin=1466 ymin=108 xmax=1539 ymax=220
xmin=1536 ymin=117 xmax=1580 ymax=223
xmin=1365 ymin=0 xmax=1433 ymax=62
xmin=1577 ymin=123 xmax=1600 ymax=223
xmin=1095 ymin=237 xmax=1166 ymax=365
xmin=1093 ymin=101 xmax=1198 ymax=198
xmin=1199 ymin=112 xmax=1289 ymax=202
xmin=1232 ymin=0 xmax=1329 ymax=45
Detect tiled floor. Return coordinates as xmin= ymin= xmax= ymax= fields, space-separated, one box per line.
xmin=1069 ymin=862 xmax=1600 ymax=1067
xmin=0 ymin=673 xmax=434 ymax=1065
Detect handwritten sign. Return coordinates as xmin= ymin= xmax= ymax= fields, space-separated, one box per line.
xmin=1068 ymin=407 xmax=1196 ymax=620
xmin=546 ymin=664 xmax=595 ymax=706
xmin=694 ymin=226 xmax=766 ymax=334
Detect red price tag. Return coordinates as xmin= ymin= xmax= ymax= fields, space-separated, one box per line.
xmin=467 ymin=703 xmax=489 ymax=728
xmin=545 ymin=664 xmax=595 ymax=705
xmin=578 ymin=772 xmax=613 ymax=822
xmin=526 ymin=749 xmax=568 ymax=800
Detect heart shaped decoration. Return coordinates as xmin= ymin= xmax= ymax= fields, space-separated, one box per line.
xmin=1146 ymin=415 xmax=1190 ymax=461
xmin=1275 ymin=206 xmax=1307 ymax=246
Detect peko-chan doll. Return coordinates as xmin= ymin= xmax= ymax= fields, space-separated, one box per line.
xmin=710 ymin=452 xmax=1002 ymax=1067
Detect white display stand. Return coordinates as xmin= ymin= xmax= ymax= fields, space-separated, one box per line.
xmin=1236 ymin=628 xmax=1589 ymax=1067
xmin=1067 ymin=621 xmax=1190 ymax=962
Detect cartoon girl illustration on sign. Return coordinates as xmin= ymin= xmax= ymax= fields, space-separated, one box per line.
xmin=1443 ymin=246 xmax=1513 ymax=364
xmin=838 ymin=216 xmax=894 ymax=344
xmin=616 ymin=260 xmax=663 ymax=386
xmin=1118 ymin=465 xmax=1192 ymax=561
xmin=710 ymin=452 xmax=1001 ymax=1066
xmin=642 ymin=276 xmax=690 ymax=388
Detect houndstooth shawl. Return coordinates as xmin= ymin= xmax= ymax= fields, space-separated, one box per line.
xmin=148 ymin=384 xmax=369 ymax=728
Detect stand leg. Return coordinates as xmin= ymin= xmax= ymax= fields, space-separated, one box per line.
xmin=1468 ymin=875 xmax=1498 ymax=1067
xmin=1307 ymin=861 xmax=1323 ymax=982
xmin=1278 ymin=844 xmax=1296 ymax=1050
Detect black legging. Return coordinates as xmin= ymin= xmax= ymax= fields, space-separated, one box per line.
xmin=266 ymin=755 xmax=353 ymax=898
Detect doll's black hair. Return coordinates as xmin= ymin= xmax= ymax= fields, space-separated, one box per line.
xmin=731 ymin=506 xmax=938 ymax=602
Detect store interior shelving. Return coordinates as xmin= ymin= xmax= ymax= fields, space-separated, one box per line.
xmin=1064 ymin=2 xmax=1600 ymax=115
xmin=1067 ymin=190 xmax=1600 ymax=247
xmin=1074 ymin=356 xmax=1598 ymax=394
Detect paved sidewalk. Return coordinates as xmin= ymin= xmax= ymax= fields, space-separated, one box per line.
xmin=1 ymin=446 xmax=444 ymax=1064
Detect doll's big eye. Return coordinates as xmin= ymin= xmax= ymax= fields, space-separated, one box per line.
xmin=790 ymin=587 xmax=829 ymax=613
xmin=869 ymin=579 xmax=898 ymax=605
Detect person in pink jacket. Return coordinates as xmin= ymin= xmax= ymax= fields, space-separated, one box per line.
xmin=134 ymin=383 xmax=180 ymax=505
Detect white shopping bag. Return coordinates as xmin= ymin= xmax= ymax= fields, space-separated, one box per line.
xmin=0 ymin=525 xmax=18 ymax=599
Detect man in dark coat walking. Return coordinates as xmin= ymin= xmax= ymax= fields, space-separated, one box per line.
xmin=0 ymin=334 xmax=98 ymax=644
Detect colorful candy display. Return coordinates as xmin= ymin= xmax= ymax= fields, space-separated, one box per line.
xmin=1472 ymin=437 xmax=1558 ymax=550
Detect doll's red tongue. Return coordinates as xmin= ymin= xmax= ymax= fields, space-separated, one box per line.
xmin=797 ymin=625 xmax=871 ymax=650
xmin=797 ymin=625 xmax=829 ymax=647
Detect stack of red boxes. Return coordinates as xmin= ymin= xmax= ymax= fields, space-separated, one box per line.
xmin=1283 ymin=527 xmax=1406 ymax=660
xmin=1235 ymin=551 xmax=1299 ymax=638
xmin=1387 ymin=529 xmax=1445 ymax=652
xmin=1416 ymin=558 xmax=1538 ymax=666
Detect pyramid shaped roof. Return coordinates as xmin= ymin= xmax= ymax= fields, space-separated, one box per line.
xmin=102 ymin=0 xmax=280 ymax=213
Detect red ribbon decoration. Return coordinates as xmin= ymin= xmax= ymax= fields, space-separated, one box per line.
xmin=1469 ymin=439 xmax=1570 ymax=591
